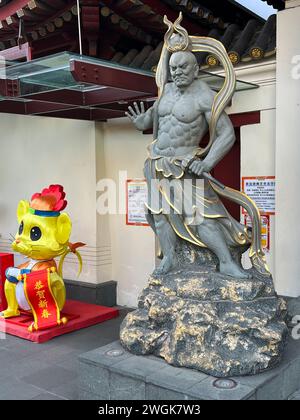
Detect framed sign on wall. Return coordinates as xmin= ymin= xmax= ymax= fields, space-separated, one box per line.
xmin=126 ymin=179 xmax=149 ymax=226
xmin=242 ymin=176 xmax=275 ymax=216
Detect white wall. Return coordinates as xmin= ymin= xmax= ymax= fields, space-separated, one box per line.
xmin=240 ymin=110 xmax=276 ymax=275
xmin=276 ymin=5 xmax=300 ymax=297
xmin=96 ymin=119 xmax=155 ymax=308
xmin=0 ymin=111 xmax=154 ymax=306
xmin=0 ymin=113 xmax=101 ymax=284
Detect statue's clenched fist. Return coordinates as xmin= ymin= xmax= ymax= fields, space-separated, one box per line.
xmin=186 ymin=159 xmax=211 ymax=177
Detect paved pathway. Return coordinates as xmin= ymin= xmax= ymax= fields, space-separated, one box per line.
xmin=0 ymin=308 xmax=129 ymax=400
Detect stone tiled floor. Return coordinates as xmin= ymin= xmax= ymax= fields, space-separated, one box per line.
xmin=0 ymin=308 xmax=129 ymax=400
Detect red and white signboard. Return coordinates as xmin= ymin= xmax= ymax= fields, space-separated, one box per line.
xmin=242 ymin=176 xmax=275 ymax=215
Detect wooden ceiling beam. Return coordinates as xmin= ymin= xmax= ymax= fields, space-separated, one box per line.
xmin=23 ymin=89 xmax=84 ymax=106
xmin=100 ymin=6 xmax=154 ymax=45
xmin=70 ymin=59 xmax=157 ymax=93
xmin=30 ymin=30 xmax=77 ymax=55
xmin=27 ymin=0 xmax=55 ymax=15
xmin=98 ymin=30 xmax=122 ymax=60
xmin=16 ymin=7 xmax=44 ymax=21
xmin=25 ymin=101 xmax=76 ymax=114
xmin=0 ymin=1 xmax=76 ymax=38
xmin=84 ymin=88 xmax=153 ymax=107
xmin=100 ymin=0 xmax=164 ymax=35
xmin=34 ymin=107 xmax=123 ymax=121
xmin=81 ymin=1 xmax=100 ymax=56
xmin=0 ymin=1 xmax=31 ymax=20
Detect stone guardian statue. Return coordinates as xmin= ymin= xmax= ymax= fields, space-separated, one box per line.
xmin=121 ymin=14 xmax=288 ymax=378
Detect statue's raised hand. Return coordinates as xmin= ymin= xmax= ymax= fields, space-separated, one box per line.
xmin=126 ymin=102 xmax=147 ymax=131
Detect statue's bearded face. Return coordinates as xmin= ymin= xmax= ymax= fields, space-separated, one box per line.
xmin=169 ymin=51 xmax=199 ymax=88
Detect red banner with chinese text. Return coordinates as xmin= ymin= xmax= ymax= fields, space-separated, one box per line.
xmin=24 ymin=269 xmax=60 ymax=331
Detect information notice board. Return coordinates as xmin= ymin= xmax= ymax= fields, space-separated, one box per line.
xmin=242 ymin=176 xmax=275 ymax=215
xmin=126 ymin=179 xmax=149 ymax=226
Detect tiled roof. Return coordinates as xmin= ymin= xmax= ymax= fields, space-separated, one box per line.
xmin=0 ymin=1 xmax=277 ymax=70
xmin=111 ymin=13 xmax=277 ymax=70
xmin=203 ymin=14 xmax=276 ymax=68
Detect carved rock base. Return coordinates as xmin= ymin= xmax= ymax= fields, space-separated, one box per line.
xmin=120 ymin=246 xmax=288 ymax=377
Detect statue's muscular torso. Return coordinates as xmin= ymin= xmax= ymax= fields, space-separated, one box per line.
xmin=154 ymin=79 xmax=210 ymax=158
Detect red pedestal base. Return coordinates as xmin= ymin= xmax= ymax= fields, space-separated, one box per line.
xmin=0 ymin=300 xmax=119 ymax=343
xmin=0 ymin=253 xmax=14 ymax=312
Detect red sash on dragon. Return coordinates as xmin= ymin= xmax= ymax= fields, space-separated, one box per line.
xmin=23 ymin=268 xmax=67 ymax=332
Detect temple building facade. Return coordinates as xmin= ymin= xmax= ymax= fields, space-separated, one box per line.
xmin=0 ymin=0 xmax=299 ymax=308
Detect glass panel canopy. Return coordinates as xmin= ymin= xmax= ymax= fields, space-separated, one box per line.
xmin=0 ymin=51 xmax=258 ymax=98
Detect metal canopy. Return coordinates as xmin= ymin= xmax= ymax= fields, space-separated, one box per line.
xmin=0 ymin=52 xmax=258 ymax=121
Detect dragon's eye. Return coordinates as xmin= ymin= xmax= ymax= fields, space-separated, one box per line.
xmin=19 ymin=221 xmax=24 ymax=235
xmin=30 ymin=227 xmax=42 ymax=241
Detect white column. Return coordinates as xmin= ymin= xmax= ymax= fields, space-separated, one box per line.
xmin=275 ymin=1 xmax=300 ymax=297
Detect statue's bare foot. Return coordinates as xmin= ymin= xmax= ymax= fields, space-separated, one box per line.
xmin=220 ymin=261 xmax=252 ymax=279
xmin=156 ymin=252 xmax=178 ymax=274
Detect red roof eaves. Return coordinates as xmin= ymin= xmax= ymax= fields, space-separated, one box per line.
xmin=0 ymin=1 xmax=30 ymax=20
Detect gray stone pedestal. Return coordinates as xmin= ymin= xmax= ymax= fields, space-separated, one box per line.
xmin=79 ymin=336 xmax=300 ymax=400
xmin=120 ymin=245 xmax=288 ymax=377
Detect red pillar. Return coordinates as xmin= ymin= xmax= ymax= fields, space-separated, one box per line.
xmin=0 ymin=253 xmax=14 ymax=311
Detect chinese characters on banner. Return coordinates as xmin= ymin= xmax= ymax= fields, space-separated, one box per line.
xmin=126 ymin=180 xmax=149 ymax=226
xmin=24 ymin=270 xmax=60 ymax=330
xmin=34 ymin=280 xmax=51 ymax=320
